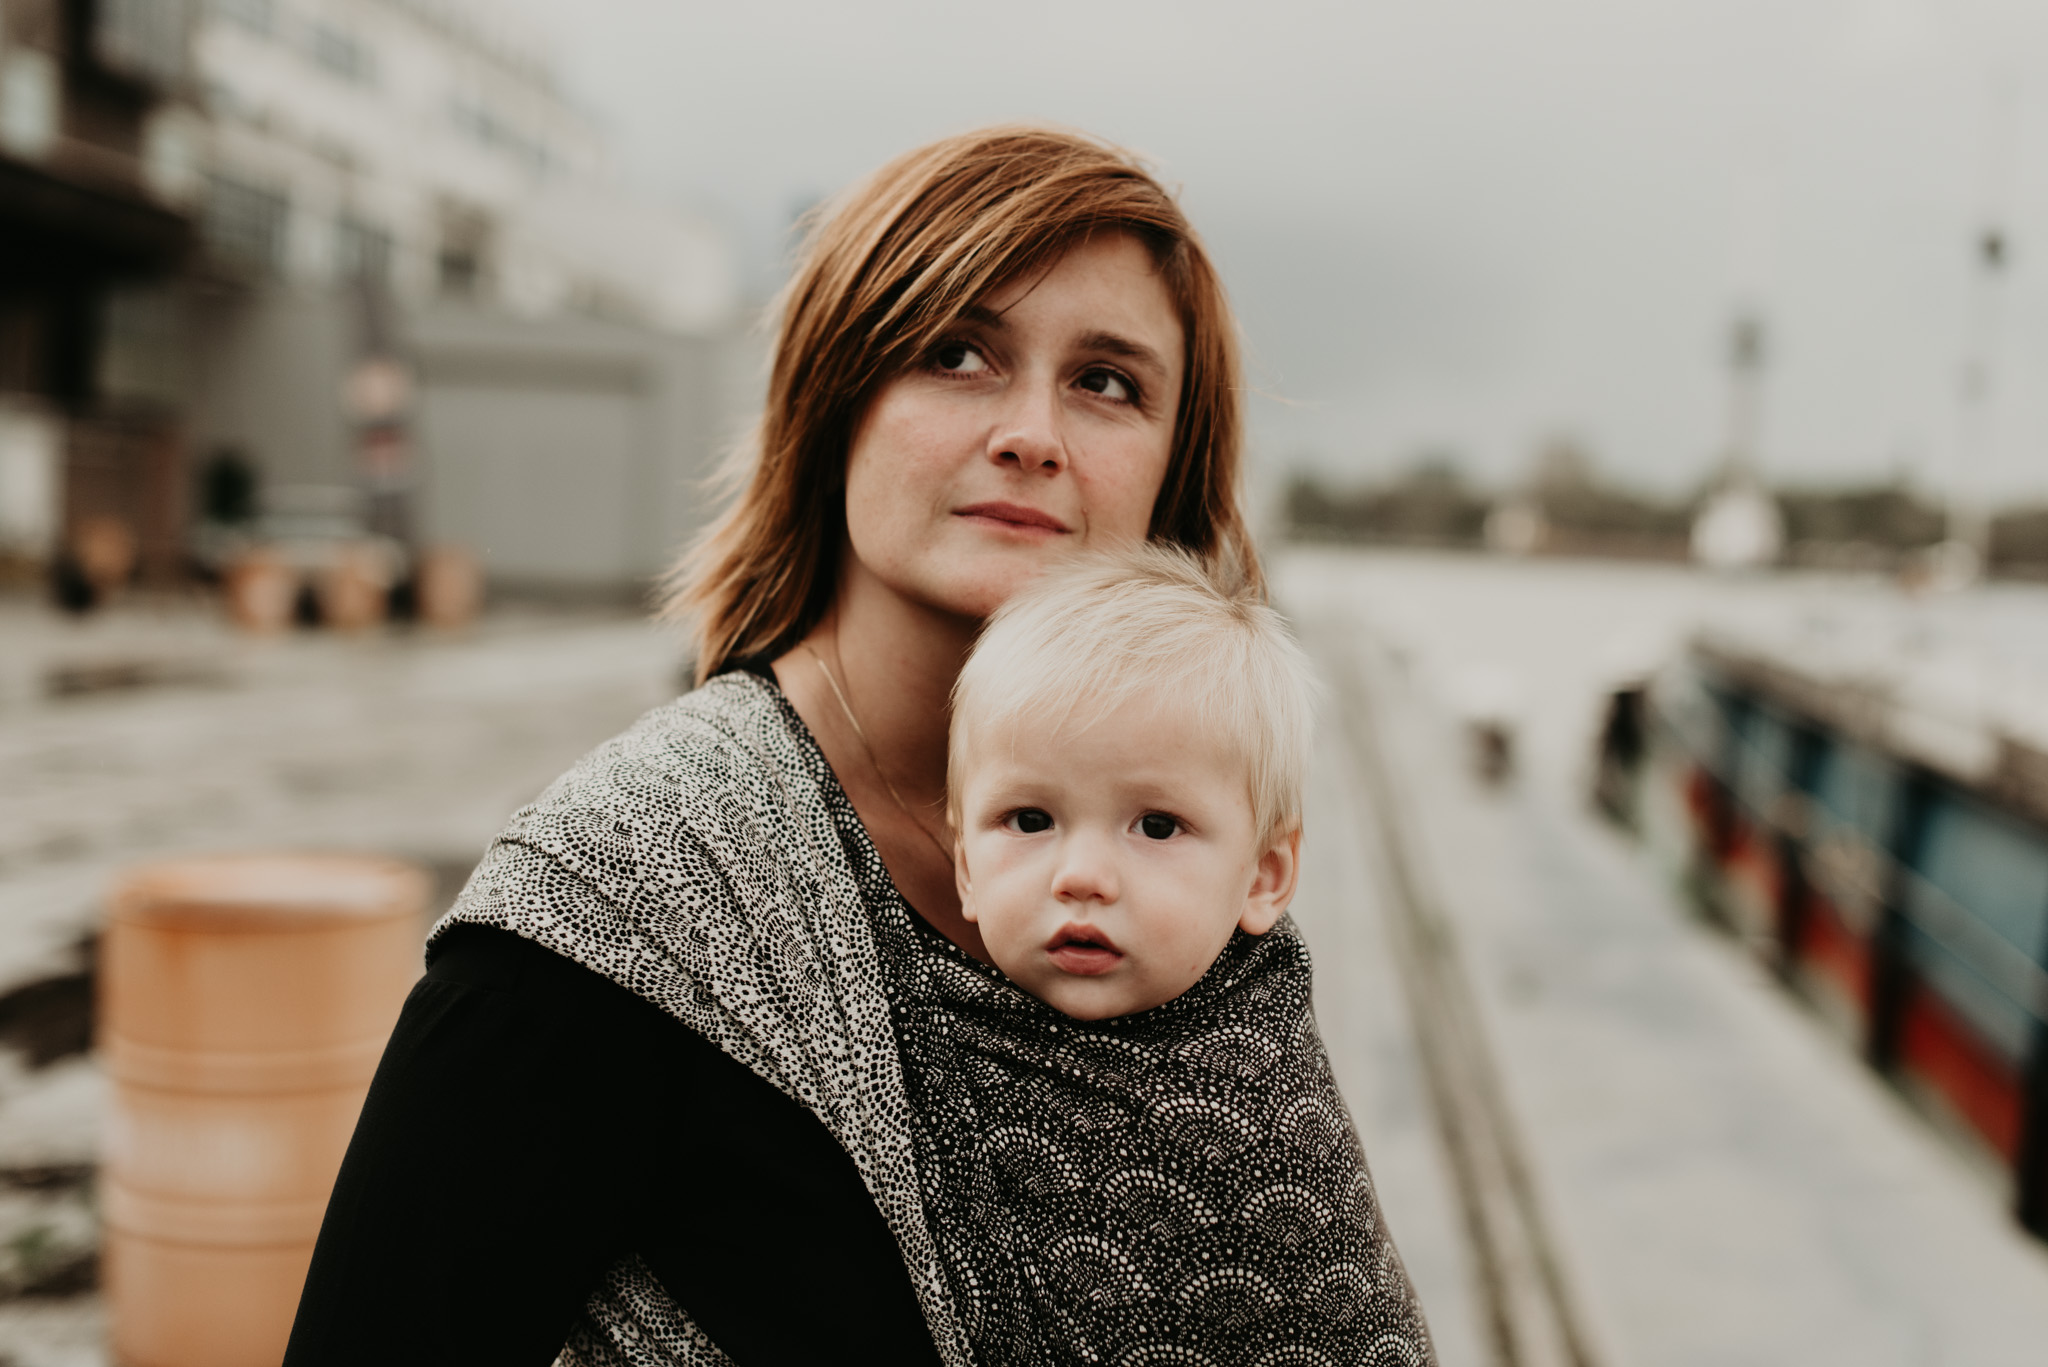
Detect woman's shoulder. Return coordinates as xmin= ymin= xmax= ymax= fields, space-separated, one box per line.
xmin=515 ymin=669 xmax=815 ymax=841
xmin=434 ymin=667 xmax=838 ymax=972
xmin=428 ymin=671 xmax=806 ymax=910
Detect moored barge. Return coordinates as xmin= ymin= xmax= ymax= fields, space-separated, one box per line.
xmin=1603 ymin=604 xmax=2048 ymax=1239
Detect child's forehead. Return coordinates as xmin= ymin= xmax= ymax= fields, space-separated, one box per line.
xmin=963 ymin=689 xmax=1250 ymax=777
xmin=981 ymin=683 xmax=1198 ymax=741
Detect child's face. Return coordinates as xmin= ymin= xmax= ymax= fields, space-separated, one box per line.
xmin=952 ymin=695 xmax=1301 ymax=1020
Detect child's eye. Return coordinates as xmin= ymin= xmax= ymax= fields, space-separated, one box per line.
xmin=1007 ymin=808 xmax=1052 ymax=834
xmin=1139 ymin=813 xmax=1178 ymax=840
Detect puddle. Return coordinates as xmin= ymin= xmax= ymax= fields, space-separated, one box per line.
xmin=42 ymin=659 xmax=227 ymax=701
xmin=0 ymin=948 xmax=92 ymax=1073
xmin=0 ymin=1166 xmax=96 ymax=1303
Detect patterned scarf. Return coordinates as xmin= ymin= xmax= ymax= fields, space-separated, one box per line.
xmin=438 ymin=672 xmax=1434 ymax=1367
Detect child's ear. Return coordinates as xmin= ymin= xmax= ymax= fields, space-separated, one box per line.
xmin=953 ymin=835 xmax=978 ymax=923
xmin=1238 ymin=827 xmax=1302 ymax=936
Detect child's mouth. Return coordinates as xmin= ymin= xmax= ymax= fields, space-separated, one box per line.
xmin=1047 ymin=924 xmax=1123 ymax=976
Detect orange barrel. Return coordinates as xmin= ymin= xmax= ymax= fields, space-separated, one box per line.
xmin=74 ymin=515 xmax=140 ymax=598
xmin=414 ymin=544 xmax=483 ymax=629
xmin=223 ymin=552 xmax=298 ymax=634
xmin=314 ymin=543 xmax=390 ymax=632
xmin=100 ymin=854 xmax=426 ymax=1367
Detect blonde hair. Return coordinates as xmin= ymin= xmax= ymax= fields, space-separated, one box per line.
xmin=661 ymin=124 xmax=1259 ymax=681
xmin=949 ymin=545 xmax=1317 ymax=845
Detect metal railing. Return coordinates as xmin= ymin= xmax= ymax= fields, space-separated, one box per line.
xmin=1657 ymin=687 xmax=2048 ymax=1032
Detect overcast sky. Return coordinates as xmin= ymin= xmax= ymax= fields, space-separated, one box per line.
xmin=505 ymin=0 xmax=2048 ymax=503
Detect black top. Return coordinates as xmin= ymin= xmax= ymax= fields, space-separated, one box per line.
xmin=284 ymin=922 xmax=943 ymax=1367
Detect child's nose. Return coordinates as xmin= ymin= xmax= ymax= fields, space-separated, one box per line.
xmin=1049 ymin=831 xmax=1121 ymax=904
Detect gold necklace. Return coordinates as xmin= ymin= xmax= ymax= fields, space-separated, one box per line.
xmin=804 ymin=639 xmax=955 ymax=866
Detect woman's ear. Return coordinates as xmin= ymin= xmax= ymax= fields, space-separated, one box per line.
xmin=953 ymin=836 xmax=978 ymax=923
xmin=1237 ymin=827 xmax=1302 ymax=936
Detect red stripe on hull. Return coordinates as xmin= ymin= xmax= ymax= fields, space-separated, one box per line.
xmin=1798 ymin=894 xmax=1871 ymax=1013
xmin=1898 ymin=981 xmax=2024 ymax=1161
xmin=1720 ymin=821 xmax=1780 ymax=941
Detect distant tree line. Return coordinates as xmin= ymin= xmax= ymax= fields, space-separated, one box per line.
xmin=1285 ymin=443 xmax=2048 ymax=577
xmin=1990 ymin=508 xmax=2048 ymax=572
xmin=1285 ymin=442 xmax=1690 ymax=560
xmin=1286 ymin=454 xmax=1493 ymax=547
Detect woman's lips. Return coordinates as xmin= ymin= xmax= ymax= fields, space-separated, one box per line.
xmin=954 ymin=502 xmax=1069 ymax=535
xmin=1047 ymin=925 xmax=1122 ymax=976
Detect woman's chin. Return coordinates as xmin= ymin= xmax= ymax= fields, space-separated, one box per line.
xmin=910 ymin=551 xmax=1075 ymax=621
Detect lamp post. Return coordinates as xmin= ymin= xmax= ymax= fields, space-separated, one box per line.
xmin=1943 ymin=226 xmax=2007 ymax=584
xmin=1691 ymin=312 xmax=1784 ymax=570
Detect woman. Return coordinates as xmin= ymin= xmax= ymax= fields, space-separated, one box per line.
xmin=287 ymin=125 xmax=1430 ymax=1367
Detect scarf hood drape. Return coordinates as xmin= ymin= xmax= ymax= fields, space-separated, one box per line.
xmin=437 ymin=672 xmax=1434 ymax=1367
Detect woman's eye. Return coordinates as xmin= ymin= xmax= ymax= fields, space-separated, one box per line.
xmin=1078 ymin=368 xmax=1135 ymax=403
xmin=1139 ymin=813 xmax=1178 ymax=841
xmin=1008 ymin=809 xmax=1052 ymax=834
xmin=931 ymin=342 xmax=988 ymax=375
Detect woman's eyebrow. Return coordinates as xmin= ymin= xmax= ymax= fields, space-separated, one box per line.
xmin=1076 ymin=330 xmax=1168 ymax=377
xmin=956 ymin=306 xmax=1170 ymax=379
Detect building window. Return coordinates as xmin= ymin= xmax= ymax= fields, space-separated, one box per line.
xmin=0 ymin=49 xmax=59 ymax=161
xmin=203 ymin=175 xmax=291 ymax=273
xmin=96 ymin=0 xmax=197 ymax=89
xmin=437 ymin=243 xmax=483 ymax=298
xmin=335 ymin=217 xmax=393 ymax=286
xmin=436 ymin=204 xmax=494 ymax=299
xmin=143 ymin=107 xmax=206 ymax=205
xmin=99 ymin=286 xmax=187 ymax=405
xmin=307 ymin=24 xmax=375 ymax=84
xmin=449 ymin=99 xmax=549 ymax=175
xmin=212 ymin=0 xmax=276 ymax=37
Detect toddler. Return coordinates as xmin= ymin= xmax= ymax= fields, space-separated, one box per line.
xmin=904 ymin=544 xmax=1432 ymax=1364
xmin=948 ymin=543 xmax=1314 ymax=1020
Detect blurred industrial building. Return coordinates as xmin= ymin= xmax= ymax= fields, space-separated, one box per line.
xmin=0 ymin=0 xmax=745 ymax=607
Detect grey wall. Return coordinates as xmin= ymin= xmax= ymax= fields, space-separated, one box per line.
xmin=409 ymin=304 xmax=734 ymax=596
xmin=188 ymin=284 xmax=358 ymax=489
xmin=187 ymin=283 xmax=742 ymax=596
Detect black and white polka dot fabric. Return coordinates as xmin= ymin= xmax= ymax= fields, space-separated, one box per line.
xmin=437 ymin=672 xmax=1434 ymax=1367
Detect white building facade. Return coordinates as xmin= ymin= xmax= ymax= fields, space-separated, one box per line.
xmin=194 ymin=0 xmax=734 ymax=329
xmin=162 ymin=0 xmax=746 ymax=596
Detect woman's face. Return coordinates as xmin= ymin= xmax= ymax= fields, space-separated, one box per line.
xmin=841 ymin=232 xmax=1185 ymax=623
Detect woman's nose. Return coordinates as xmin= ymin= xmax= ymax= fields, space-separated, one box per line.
xmin=986 ymin=381 xmax=1066 ymax=474
xmin=1049 ymin=831 xmax=1120 ymax=904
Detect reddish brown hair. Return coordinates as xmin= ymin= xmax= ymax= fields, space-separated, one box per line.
xmin=662 ymin=124 xmax=1257 ymax=680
